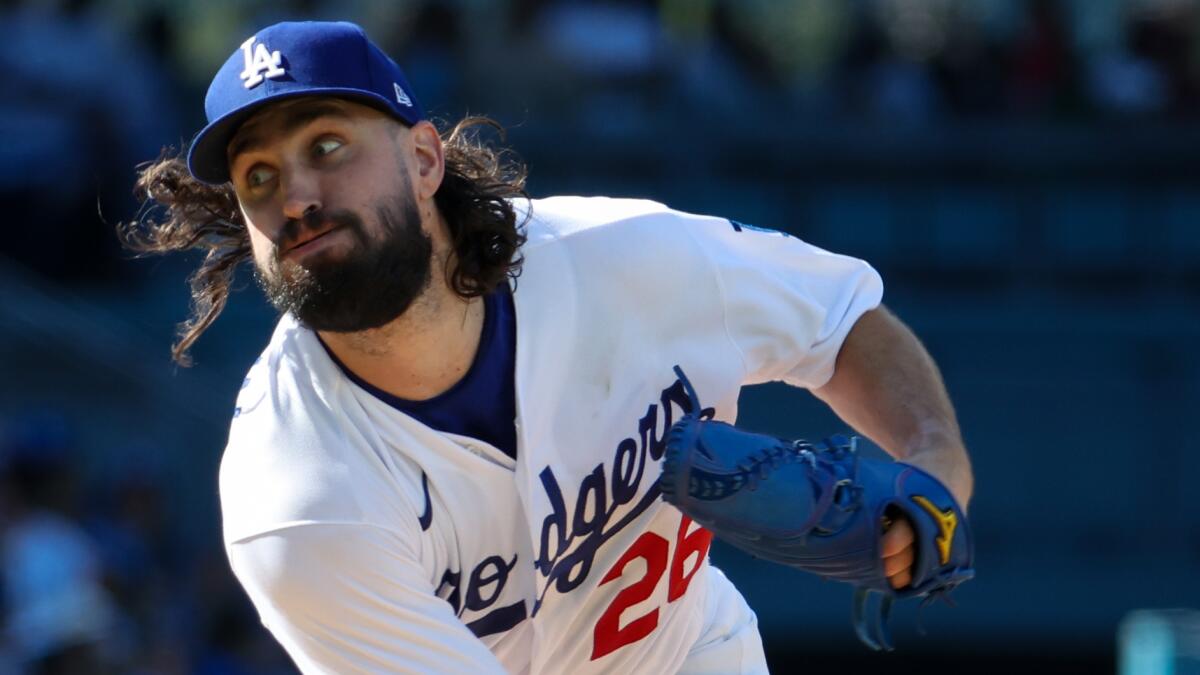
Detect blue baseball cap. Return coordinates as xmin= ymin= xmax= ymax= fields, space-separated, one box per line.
xmin=187 ymin=21 xmax=424 ymax=184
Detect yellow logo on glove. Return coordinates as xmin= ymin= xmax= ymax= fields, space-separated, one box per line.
xmin=911 ymin=495 xmax=957 ymax=565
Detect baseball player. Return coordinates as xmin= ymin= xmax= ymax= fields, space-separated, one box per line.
xmin=124 ymin=21 xmax=974 ymax=674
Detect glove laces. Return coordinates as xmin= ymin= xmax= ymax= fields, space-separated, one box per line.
xmin=735 ymin=442 xmax=817 ymax=491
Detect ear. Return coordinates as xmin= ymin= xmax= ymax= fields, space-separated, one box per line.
xmin=407 ymin=120 xmax=445 ymax=202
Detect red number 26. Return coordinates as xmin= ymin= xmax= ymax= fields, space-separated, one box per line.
xmin=591 ymin=515 xmax=712 ymax=660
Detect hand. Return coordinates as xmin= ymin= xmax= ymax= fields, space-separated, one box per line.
xmin=881 ymin=515 xmax=915 ymax=589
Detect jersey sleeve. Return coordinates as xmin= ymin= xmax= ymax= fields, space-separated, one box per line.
xmin=684 ymin=218 xmax=884 ymax=389
xmin=227 ymin=523 xmax=507 ymax=675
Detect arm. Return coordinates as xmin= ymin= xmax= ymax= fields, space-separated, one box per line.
xmin=812 ymin=305 xmax=973 ymax=509
xmin=228 ymin=523 xmax=508 ymax=674
xmin=812 ymin=306 xmax=973 ymax=590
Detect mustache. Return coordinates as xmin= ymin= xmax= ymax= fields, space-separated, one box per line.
xmin=274 ymin=209 xmax=363 ymax=251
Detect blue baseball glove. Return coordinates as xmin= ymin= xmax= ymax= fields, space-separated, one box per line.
xmin=659 ymin=366 xmax=974 ymax=650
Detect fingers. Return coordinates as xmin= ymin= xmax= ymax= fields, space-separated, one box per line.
xmin=883 ymin=545 xmax=913 ymax=589
xmin=880 ymin=517 xmax=913 ymax=557
xmin=881 ymin=516 xmax=916 ymax=590
xmin=883 ymin=514 xmax=907 ymax=552
xmin=888 ymin=570 xmax=912 ymax=590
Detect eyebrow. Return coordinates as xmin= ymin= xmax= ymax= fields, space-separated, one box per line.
xmin=227 ymin=102 xmax=353 ymax=164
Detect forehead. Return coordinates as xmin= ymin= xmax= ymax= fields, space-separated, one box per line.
xmin=227 ymin=98 xmax=392 ymax=161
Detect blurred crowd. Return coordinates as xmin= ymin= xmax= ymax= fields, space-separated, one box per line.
xmin=0 ymin=410 xmax=293 ymax=674
xmin=6 ymin=0 xmax=1200 ymax=281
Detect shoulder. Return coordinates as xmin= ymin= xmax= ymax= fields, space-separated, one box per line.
xmin=514 ymin=196 xmax=730 ymax=249
xmin=510 ymin=196 xmax=744 ymax=291
xmin=219 ymin=318 xmax=423 ymax=545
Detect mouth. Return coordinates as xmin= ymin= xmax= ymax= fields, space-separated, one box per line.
xmin=283 ymin=225 xmax=342 ymax=256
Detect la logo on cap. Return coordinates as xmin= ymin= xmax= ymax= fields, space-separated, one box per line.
xmin=239 ymin=35 xmax=285 ymax=89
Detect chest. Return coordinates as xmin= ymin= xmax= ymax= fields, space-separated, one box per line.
xmin=411 ymin=434 xmax=532 ymax=643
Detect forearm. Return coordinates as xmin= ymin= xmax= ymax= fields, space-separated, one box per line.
xmin=813 ymin=306 xmax=974 ymax=509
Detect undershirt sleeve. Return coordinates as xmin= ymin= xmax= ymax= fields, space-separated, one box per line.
xmin=227 ymin=523 xmax=507 ymax=674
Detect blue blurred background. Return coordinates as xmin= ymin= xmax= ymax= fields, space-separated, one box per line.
xmin=2 ymin=0 xmax=1198 ymax=672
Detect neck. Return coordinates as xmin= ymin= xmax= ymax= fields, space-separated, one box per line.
xmin=318 ymin=274 xmax=486 ymax=402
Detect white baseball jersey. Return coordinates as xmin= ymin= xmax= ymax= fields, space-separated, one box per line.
xmin=220 ymin=196 xmax=884 ymax=674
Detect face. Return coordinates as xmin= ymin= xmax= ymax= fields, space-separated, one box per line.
xmin=227 ymin=98 xmax=442 ymax=332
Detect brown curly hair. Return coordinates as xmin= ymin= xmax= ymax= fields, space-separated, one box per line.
xmin=119 ymin=116 xmax=529 ymax=366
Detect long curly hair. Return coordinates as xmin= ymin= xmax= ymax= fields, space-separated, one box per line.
xmin=118 ymin=116 xmax=529 ymax=366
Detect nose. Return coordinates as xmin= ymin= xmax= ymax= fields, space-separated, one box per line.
xmin=280 ymin=169 xmax=322 ymax=222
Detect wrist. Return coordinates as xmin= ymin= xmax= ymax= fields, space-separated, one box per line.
xmin=902 ymin=443 xmax=973 ymax=512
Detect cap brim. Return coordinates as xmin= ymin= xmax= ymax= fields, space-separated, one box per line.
xmin=186 ymin=87 xmax=403 ymax=185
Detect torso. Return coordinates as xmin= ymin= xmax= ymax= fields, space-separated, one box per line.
xmin=221 ymin=196 xmax=884 ymax=673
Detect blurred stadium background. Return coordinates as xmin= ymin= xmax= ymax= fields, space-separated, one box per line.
xmin=2 ymin=0 xmax=1199 ymax=672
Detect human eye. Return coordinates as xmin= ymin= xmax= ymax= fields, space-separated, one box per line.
xmin=246 ymin=165 xmax=277 ymax=188
xmin=312 ymin=136 xmax=344 ymax=158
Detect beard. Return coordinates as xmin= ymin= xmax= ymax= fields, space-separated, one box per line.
xmin=255 ymin=183 xmax=433 ymax=333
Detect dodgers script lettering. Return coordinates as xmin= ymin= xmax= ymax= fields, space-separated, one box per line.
xmin=532 ymin=371 xmax=713 ymax=613
xmin=437 ymin=553 xmax=528 ymax=638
